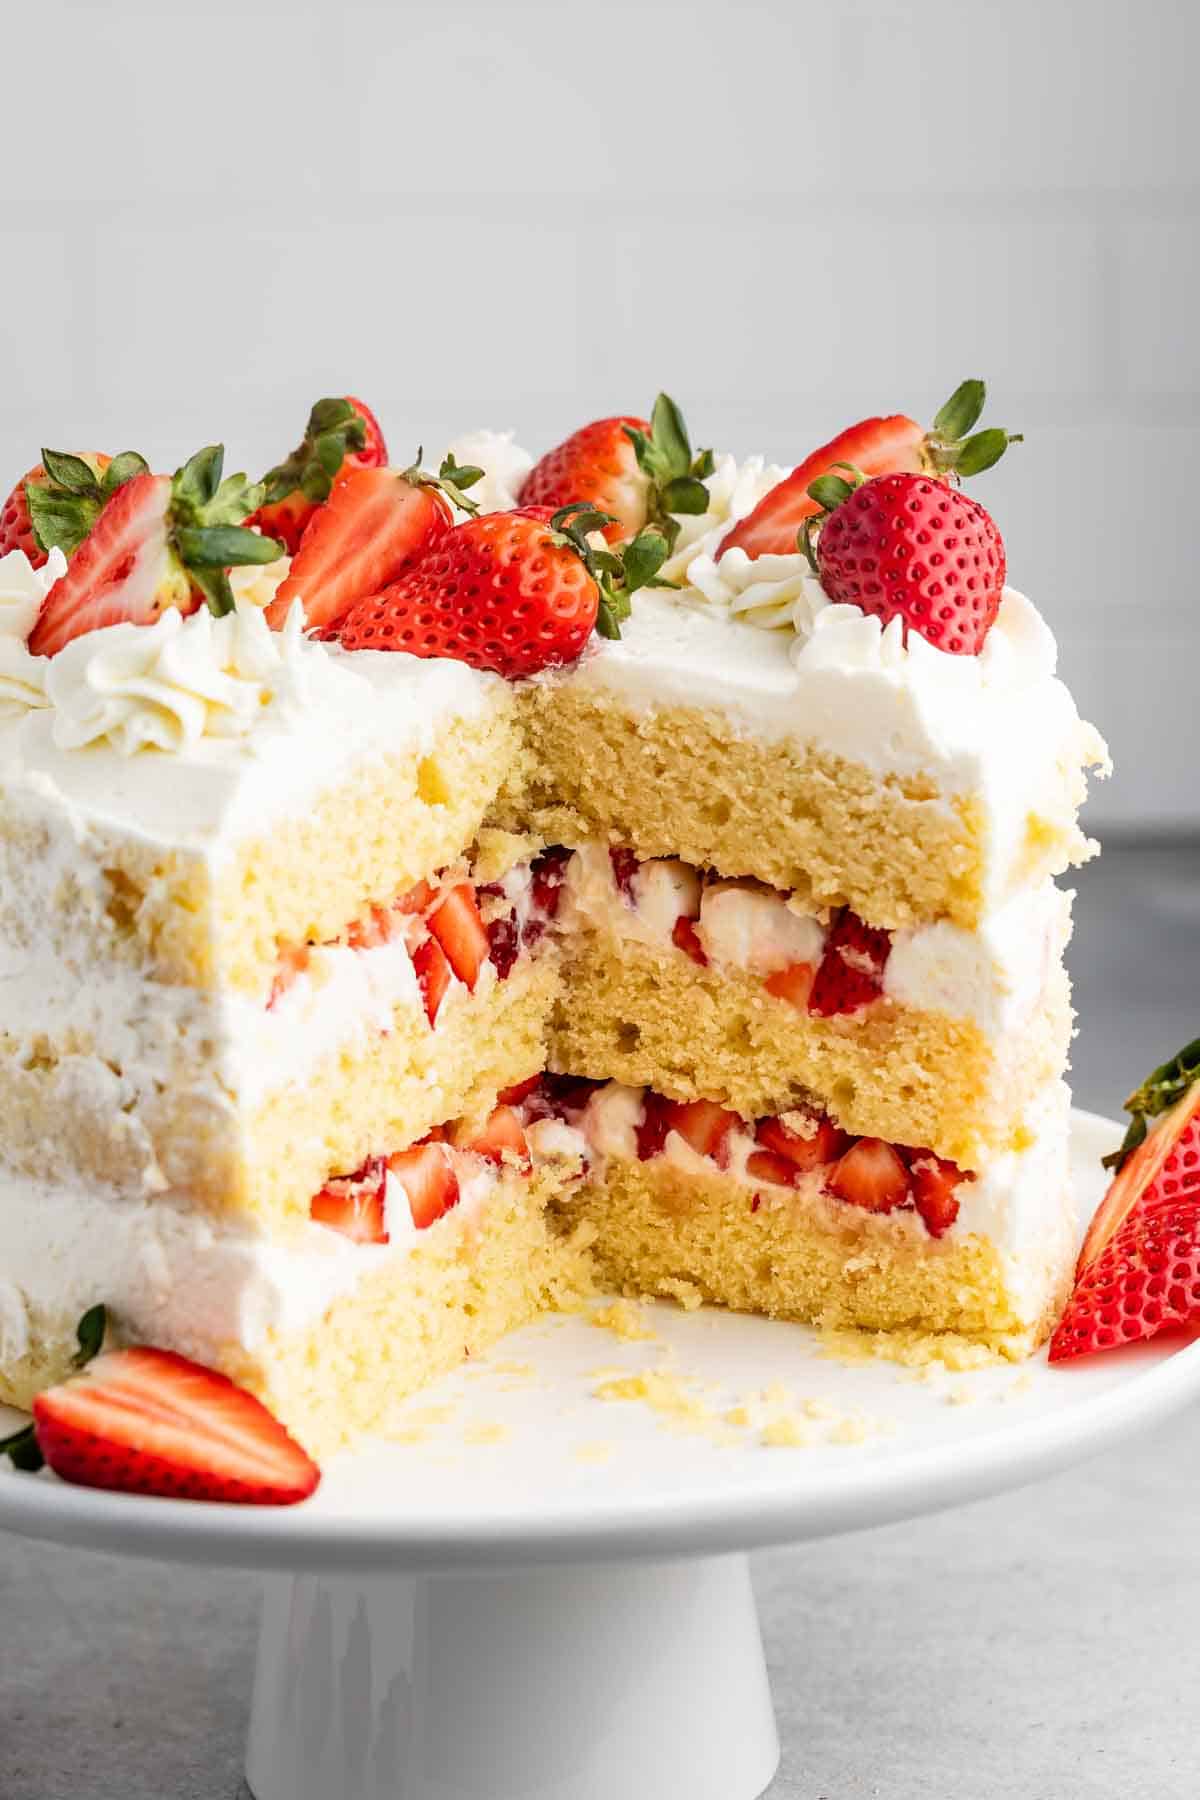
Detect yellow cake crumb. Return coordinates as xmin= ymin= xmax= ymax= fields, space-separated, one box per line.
xmin=462 ymin=1421 xmax=509 ymax=1445
xmin=760 ymin=1415 xmax=817 ymax=1449
xmin=588 ymin=1299 xmax=659 ymax=1342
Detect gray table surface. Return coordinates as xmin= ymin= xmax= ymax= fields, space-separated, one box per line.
xmin=2 ymin=839 xmax=1197 ymax=1800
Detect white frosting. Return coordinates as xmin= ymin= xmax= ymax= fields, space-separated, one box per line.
xmin=44 ymin=600 xmax=360 ymax=756
xmin=884 ymin=882 xmax=1071 ymax=1033
xmin=0 ymin=549 xmax=62 ymax=717
xmin=436 ymin=429 xmax=533 ymax=517
xmin=227 ymin=553 xmax=291 ymax=612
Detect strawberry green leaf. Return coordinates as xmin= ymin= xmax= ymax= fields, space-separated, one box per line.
xmin=659 ymin=475 xmax=710 ymax=516
xmin=621 ymin=529 xmax=671 ymax=594
xmin=39 ymin=449 xmax=102 ymax=496
xmin=189 ymin=566 xmax=235 ymax=617
xmin=103 ymin=451 xmax=150 ymax=494
xmin=175 ymin=445 xmax=225 ymax=510
xmin=807 ymin=473 xmax=856 ymax=512
xmin=932 ymin=378 xmax=986 ymax=442
xmin=25 ymin=490 xmax=96 ymax=558
xmin=177 ymin=525 xmax=283 ymax=568
xmin=1103 ymin=1036 xmax=1200 ymax=1171
xmin=72 ymin=1303 xmax=107 ymax=1369
xmin=0 ymin=1422 xmax=43 ymax=1473
xmin=314 ymin=431 xmax=347 ymax=479
xmin=955 ymin=428 xmax=1021 ymax=477
xmin=648 ymin=392 xmax=692 ymax=478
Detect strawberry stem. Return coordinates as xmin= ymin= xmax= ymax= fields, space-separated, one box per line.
xmin=1103 ymin=1036 xmax=1200 ymax=1171
xmin=623 ymin=393 xmax=713 ymax=551
xmin=922 ymin=379 xmax=1022 ymax=478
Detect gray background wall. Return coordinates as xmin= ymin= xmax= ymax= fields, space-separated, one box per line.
xmin=1 ymin=0 xmax=1196 ymax=829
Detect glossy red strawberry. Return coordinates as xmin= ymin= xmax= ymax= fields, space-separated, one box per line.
xmin=266 ymin=466 xmax=450 ymax=634
xmin=450 ymin=1104 xmax=530 ymax=1167
xmin=809 ymin=472 xmax=1007 ymax=656
xmin=0 ymin=451 xmax=127 ymax=567
xmin=827 ymin=1137 xmax=911 ymax=1214
xmin=428 ymin=882 xmax=490 ymax=989
xmin=520 ymin=393 xmax=712 ymax=547
xmin=248 ymin=395 xmax=388 ymax=553
xmin=388 ymin=1140 xmax=460 ymax=1230
xmin=29 ymin=1346 xmax=319 ymax=1504
xmin=807 ymin=908 xmax=891 ymax=1017
xmin=756 ymin=1112 xmax=850 ymax=1172
xmin=908 ymin=1151 xmax=968 ymax=1238
xmin=719 ymin=377 xmax=1020 ymax=561
xmin=310 ymin=1155 xmax=390 ymax=1243
xmin=1051 ymin=1039 xmax=1200 ymax=1361
xmin=28 ymin=446 xmax=282 ymax=656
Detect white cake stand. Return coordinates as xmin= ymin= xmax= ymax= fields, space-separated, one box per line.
xmin=3 ymin=1110 xmax=1199 ymax=1800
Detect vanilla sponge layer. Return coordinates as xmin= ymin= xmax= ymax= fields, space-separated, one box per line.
xmin=0 ymin=956 xmax=555 ymax=1226
xmin=554 ymin=1152 xmax=1072 ymax=1353
xmin=550 ymin=928 xmax=1072 ymax=1169
xmin=498 ymin=684 xmax=1095 ymax=933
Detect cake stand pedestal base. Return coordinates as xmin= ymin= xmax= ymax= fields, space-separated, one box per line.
xmin=244 ymin=1550 xmax=779 ymax=1800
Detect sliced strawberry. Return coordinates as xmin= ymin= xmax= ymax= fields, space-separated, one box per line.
xmin=413 ymin=935 xmax=452 ymax=1024
xmin=744 ymin=1150 xmax=802 ymax=1188
xmin=497 ymin=1075 xmax=541 ymax=1106
xmin=530 ymin=845 xmax=571 ymax=918
xmin=268 ymin=943 xmax=311 ymax=1009
xmin=388 ymin=1141 xmax=460 ymax=1231
xmin=519 ymin=396 xmax=711 ymax=548
xmin=1078 ymin=1071 xmax=1200 ymax=1275
xmin=827 ymin=1138 xmax=911 ymax=1214
xmin=609 ymin=847 xmax=640 ymax=901
xmin=451 ymin=1104 xmax=530 ymax=1168
xmin=266 ymin=467 xmax=450 ymax=633
xmin=530 ymin=1074 xmax=604 ymax=1122
xmin=807 ymin=909 xmax=891 ymax=1017
xmin=0 ymin=452 xmax=119 ymax=568
xmin=428 ymin=883 xmax=489 ymax=990
xmin=661 ymin=1098 xmax=740 ymax=1168
xmin=310 ymin=1155 xmax=389 ymax=1243
xmin=347 ymin=903 xmax=405 ymax=950
xmin=908 ymin=1152 xmax=967 ymax=1238
xmin=635 ymin=1090 xmax=673 ymax=1161
xmin=763 ymin=961 xmax=816 ymax=1010
xmin=31 ymin=1347 xmax=319 ymax=1505
xmin=672 ymin=915 xmax=708 ymax=966
xmin=394 ymin=878 xmax=436 ymax=916
xmin=28 ymin=473 xmax=188 ymax=655
xmin=248 ymin=396 xmax=388 ymax=554
xmin=756 ymin=1112 xmax=850 ymax=1172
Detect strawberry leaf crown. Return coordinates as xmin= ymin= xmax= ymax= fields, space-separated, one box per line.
xmin=1102 ymin=1036 xmax=1200 ymax=1173
xmin=798 ymin=461 xmax=867 ymax=569
xmin=921 ymin=379 xmax=1022 ymax=478
xmin=624 ymin=393 xmax=714 ymax=550
xmin=401 ymin=448 xmax=487 ymax=518
xmin=171 ymin=446 xmax=283 ymax=615
xmin=27 ymin=450 xmax=150 ymax=559
xmin=545 ymin=502 xmax=677 ymax=640
xmin=0 ymin=1303 xmax=106 ymax=1472
xmin=260 ymin=397 xmax=369 ymax=507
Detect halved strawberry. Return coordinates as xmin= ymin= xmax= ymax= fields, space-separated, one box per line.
xmin=1050 ymin=1040 xmax=1200 ymax=1361
xmin=248 ymin=396 xmax=389 ymax=553
xmin=451 ymin=1104 xmax=530 ymax=1167
xmin=388 ymin=1141 xmax=460 ymax=1230
xmin=428 ymin=883 xmax=489 ymax=990
xmin=718 ymin=378 xmax=1020 ymax=561
xmin=756 ymin=1111 xmax=850 ymax=1172
xmin=266 ymin=467 xmax=450 ymax=634
xmin=413 ymin=936 xmax=452 ymax=1024
xmin=807 ymin=909 xmax=891 ymax=1017
xmin=661 ymin=1098 xmax=740 ymax=1168
xmin=827 ymin=1138 xmax=911 ymax=1214
xmin=28 ymin=447 xmax=282 ymax=657
xmin=763 ymin=961 xmax=816 ymax=1010
xmin=908 ymin=1151 xmax=967 ymax=1238
xmin=672 ymin=916 xmax=708 ymax=966
xmin=0 ymin=451 xmax=130 ymax=568
xmin=310 ymin=1155 xmax=389 ymax=1243
xmin=519 ymin=394 xmax=712 ymax=548
xmin=31 ymin=1347 xmax=319 ymax=1505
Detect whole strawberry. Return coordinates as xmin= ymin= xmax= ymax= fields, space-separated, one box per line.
xmin=520 ymin=393 xmax=712 ymax=548
xmin=248 ymin=395 xmax=388 ymax=553
xmin=334 ymin=502 xmax=671 ymax=678
xmin=0 ymin=450 xmax=151 ymax=567
xmin=805 ymin=470 xmax=1007 ymax=655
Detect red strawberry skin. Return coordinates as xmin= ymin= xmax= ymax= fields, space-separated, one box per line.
xmin=519 ymin=416 xmax=650 ymax=543
xmin=720 ymin=414 xmax=924 ymax=561
xmin=310 ymin=1155 xmax=389 ymax=1243
xmin=266 ymin=468 xmax=449 ymax=633
xmin=27 ymin=474 xmax=193 ymax=657
xmin=0 ymin=466 xmax=49 ymax=566
xmin=32 ymin=1347 xmax=319 ymax=1505
xmin=807 ymin=908 xmax=891 ymax=1017
xmin=333 ymin=509 xmax=601 ymax=678
xmin=816 ymin=473 xmax=1006 ymax=656
xmin=249 ymin=396 xmax=388 ymax=554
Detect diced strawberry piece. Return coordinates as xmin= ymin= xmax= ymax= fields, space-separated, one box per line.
xmin=428 ymin=883 xmax=489 ymax=990
xmin=388 ymin=1141 xmax=460 ymax=1231
xmin=497 ymin=1076 xmax=541 ymax=1106
xmin=347 ymin=903 xmax=405 ymax=950
xmin=635 ymin=1090 xmax=673 ymax=1161
xmin=31 ymin=1347 xmax=319 ymax=1506
xmin=452 ymin=1104 xmax=530 ymax=1168
xmin=412 ymin=935 xmax=452 ymax=1024
xmin=672 ymin=916 xmax=708 ymax=966
xmin=807 ymin=909 xmax=891 ymax=1017
xmin=744 ymin=1150 xmax=801 ymax=1188
xmin=529 ymin=1074 xmax=604 ymax=1121
xmin=394 ymin=878 xmax=436 ymax=916
xmin=530 ymin=845 xmax=571 ymax=918
xmin=268 ymin=943 xmax=310 ymax=1009
xmin=310 ymin=1156 xmax=389 ymax=1243
xmin=763 ymin=961 xmax=816 ymax=1010
xmin=755 ymin=1112 xmax=850 ymax=1172
xmin=827 ymin=1138 xmax=911 ymax=1214
xmin=661 ymin=1098 xmax=739 ymax=1168
xmin=908 ymin=1152 xmax=967 ymax=1237
xmin=609 ymin=847 xmax=640 ymax=901
xmin=486 ymin=911 xmax=520 ymax=979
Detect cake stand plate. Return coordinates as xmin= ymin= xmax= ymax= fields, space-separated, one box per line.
xmin=3 ymin=1109 xmax=1199 ymax=1800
